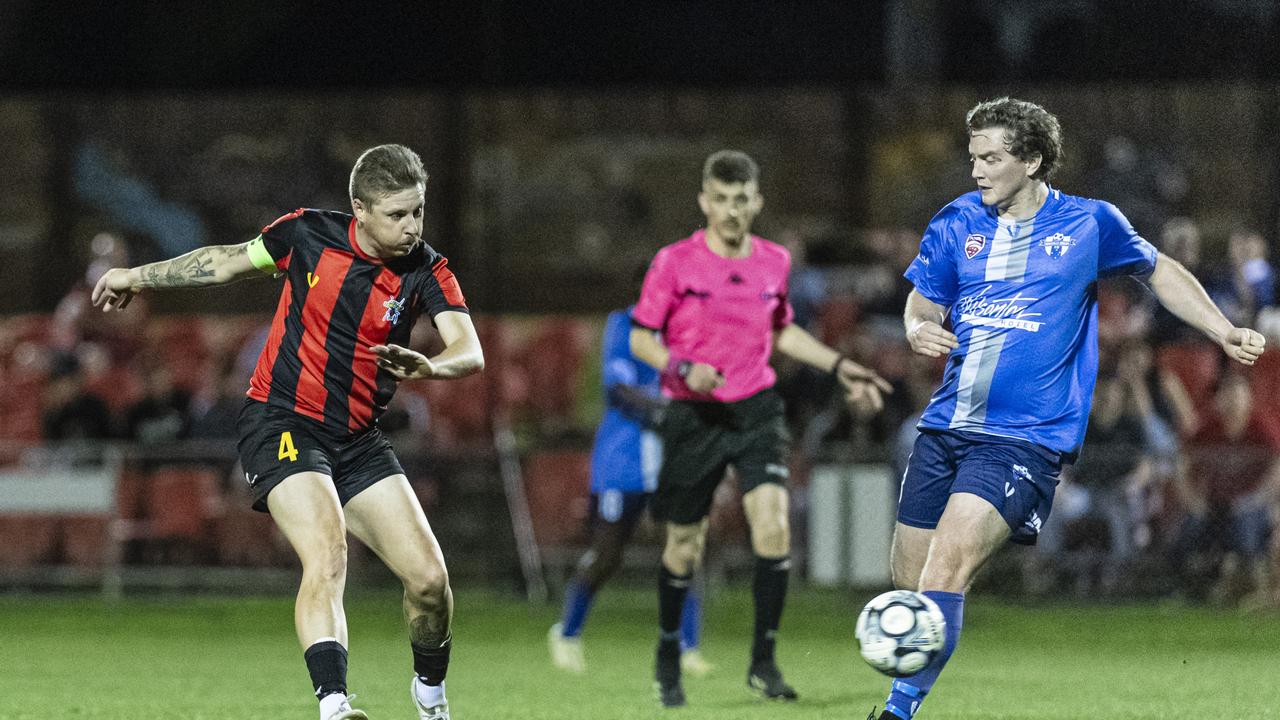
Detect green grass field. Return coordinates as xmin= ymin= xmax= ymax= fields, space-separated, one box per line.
xmin=5 ymin=586 xmax=1280 ymax=719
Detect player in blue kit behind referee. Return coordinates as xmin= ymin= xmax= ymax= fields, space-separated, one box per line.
xmin=873 ymin=98 xmax=1265 ymax=720
xmin=548 ymin=305 xmax=713 ymax=677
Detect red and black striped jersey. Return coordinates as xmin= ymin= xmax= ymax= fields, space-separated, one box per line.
xmin=245 ymin=208 xmax=469 ymax=434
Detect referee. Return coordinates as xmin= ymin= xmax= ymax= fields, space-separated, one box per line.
xmin=631 ymin=150 xmax=891 ymax=708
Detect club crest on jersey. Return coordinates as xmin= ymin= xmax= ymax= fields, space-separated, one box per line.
xmin=382 ymin=297 xmax=405 ymax=325
xmin=964 ymin=234 xmax=986 ymax=259
xmin=1041 ymin=232 xmax=1077 ymax=259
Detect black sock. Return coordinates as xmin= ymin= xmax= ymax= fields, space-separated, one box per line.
xmin=304 ymin=640 xmax=348 ymax=698
xmin=412 ymin=634 xmax=452 ymax=685
xmin=751 ymin=555 xmax=790 ymax=664
xmin=659 ymin=564 xmax=692 ymax=636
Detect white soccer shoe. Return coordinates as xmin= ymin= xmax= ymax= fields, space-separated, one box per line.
xmin=324 ymin=694 xmax=369 ymax=720
xmin=412 ymin=678 xmax=450 ymax=720
xmin=680 ymin=648 xmax=716 ymax=678
xmin=547 ymin=623 xmax=586 ymax=674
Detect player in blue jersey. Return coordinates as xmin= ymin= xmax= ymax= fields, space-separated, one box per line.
xmin=872 ymin=97 xmax=1265 ymax=720
xmin=547 ymin=307 xmax=713 ymax=677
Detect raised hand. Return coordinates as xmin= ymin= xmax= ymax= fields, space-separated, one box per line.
xmin=372 ymin=343 xmax=436 ymax=380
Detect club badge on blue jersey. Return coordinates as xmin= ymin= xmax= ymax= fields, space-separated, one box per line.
xmin=383 ymin=297 xmax=405 ymax=325
xmin=1040 ymin=232 xmax=1077 ymax=259
xmin=964 ymin=233 xmax=986 ymax=259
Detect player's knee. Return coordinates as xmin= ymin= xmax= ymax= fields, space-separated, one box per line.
xmin=663 ymin=537 xmax=703 ymax=574
xmin=590 ymin=544 xmax=625 ymax=580
xmin=919 ymin=552 xmax=976 ymax=593
xmin=405 ymin=564 xmax=450 ymax=609
xmin=302 ymin=538 xmax=348 ymax=585
xmin=749 ymin=516 xmax=790 ymax=556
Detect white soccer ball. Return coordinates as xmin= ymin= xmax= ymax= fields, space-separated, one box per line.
xmin=855 ymin=590 xmax=947 ymax=677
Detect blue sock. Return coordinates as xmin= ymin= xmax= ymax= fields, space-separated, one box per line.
xmin=560 ymin=580 xmax=595 ymax=638
xmin=680 ymin=589 xmax=702 ymax=651
xmin=883 ymin=591 xmax=964 ymax=719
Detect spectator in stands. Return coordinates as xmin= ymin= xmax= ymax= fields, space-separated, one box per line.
xmin=889 ymin=354 xmax=945 ymax=483
xmin=1148 ymin=217 xmax=1208 ymax=347
xmin=1170 ymin=370 xmax=1280 ymax=605
xmin=188 ymin=360 xmax=243 ymax=440
xmin=51 ymin=232 xmax=147 ymax=364
xmin=1034 ymin=349 xmax=1171 ymax=597
xmin=1219 ymin=228 xmax=1276 ymax=327
xmin=124 ymin=362 xmax=191 ymax=444
xmin=41 ymin=351 xmax=113 ymax=441
xmin=778 ymin=230 xmax=827 ymax=332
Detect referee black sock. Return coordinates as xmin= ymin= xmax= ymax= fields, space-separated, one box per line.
xmin=412 ymin=634 xmax=452 ymax=686
xmin=751 ymin=555 xmax=790 ymax=664
xmin=659 ymin=565 xmax=692 ymax=635
xmin=304 ymin=639 xmax=348 ymax=699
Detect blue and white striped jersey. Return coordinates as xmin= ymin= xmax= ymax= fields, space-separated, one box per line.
xmin=905 ymin=188 xmax=1158 ymax=456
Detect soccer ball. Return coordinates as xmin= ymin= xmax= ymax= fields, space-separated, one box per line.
xmin=855 ymin=590 xmax=947 ymax=677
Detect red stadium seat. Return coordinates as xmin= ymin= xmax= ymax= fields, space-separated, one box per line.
xmin=1248 ymin=349 xmax=1280 ymax=440
xmin=816 ymin=297 xmax=860 ymax=348
xmin=1156 ymin=342 xmax=1220 ymax=407
xmin=60 ymin=514 xmax=112 ymax=568
xmin=144 ymin=466 xmax=222 ymax=541
xmin=214 ymin=506 xmax=289 ymax=568
xmin=0 ymin=516 xmax=59 ymax=569
xmin=522 ymin=318 xmax=591 ymax=425
xmin=522 ymin=450 xmax=591 ymax=549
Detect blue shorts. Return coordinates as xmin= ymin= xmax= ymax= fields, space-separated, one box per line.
xmin=589 ymin=490 xmax=651 ymax=528
xmin=898 ymin=429 xmax=1063 ymax=545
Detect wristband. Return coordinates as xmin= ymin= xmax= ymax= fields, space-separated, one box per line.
xmin=665 ymin=356 xmax=694 ymax=382
xmin=830 ymin=355 xmax=849 ymax=376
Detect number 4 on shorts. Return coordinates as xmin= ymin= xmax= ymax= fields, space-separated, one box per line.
xmin=278 ymin=431 xmax=299 ymax=462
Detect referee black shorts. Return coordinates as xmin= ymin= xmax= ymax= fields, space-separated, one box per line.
xmin=236 ymin=399 xmax=404 ymax=513
xmin=650 ymin=388 xmax=791 ymax=525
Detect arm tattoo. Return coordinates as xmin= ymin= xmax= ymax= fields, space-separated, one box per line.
xmin=135 ymin=246 xmax=231 ymax=288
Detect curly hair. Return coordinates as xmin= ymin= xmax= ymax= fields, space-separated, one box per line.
xmin=349 ymin=144 xmax=428 ymax=205
xmin=965 ymin=98 xmax=1064 ymax=181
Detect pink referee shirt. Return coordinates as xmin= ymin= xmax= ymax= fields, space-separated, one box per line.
xmin=632 ymin=229 xmax=794 ymax=402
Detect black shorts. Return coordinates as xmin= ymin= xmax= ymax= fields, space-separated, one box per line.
xmin=651 ymin=388 xmax=790 ymax=524
xmin=236 ymin=399 xmax=404 ymax=513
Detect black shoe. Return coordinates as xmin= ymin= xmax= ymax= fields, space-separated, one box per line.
xmin=655 ymin=639 xmax=685 ymax=708
xmin=746 ymin=660 xmax=798 ymax=701
xmin=869 ymin=705 xmax=906 ymax=720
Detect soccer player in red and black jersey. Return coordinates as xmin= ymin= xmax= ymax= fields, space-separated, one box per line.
xmin=92 ymin=144 xmax=481 ymax=720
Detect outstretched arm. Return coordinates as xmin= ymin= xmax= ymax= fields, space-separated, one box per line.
xmin=1147 ymin=252 xmax=1265 ymax=366
xmin=773 ymin=323 xmax=892 ymax=412
xmin=91 ymin=242 xmax=267 ymax=312
xmin=372 ymin=310 xmax=484 ymax=381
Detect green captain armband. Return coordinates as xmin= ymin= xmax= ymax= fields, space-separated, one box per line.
xmin=246 ymin=236 xmax=280 ymax=275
